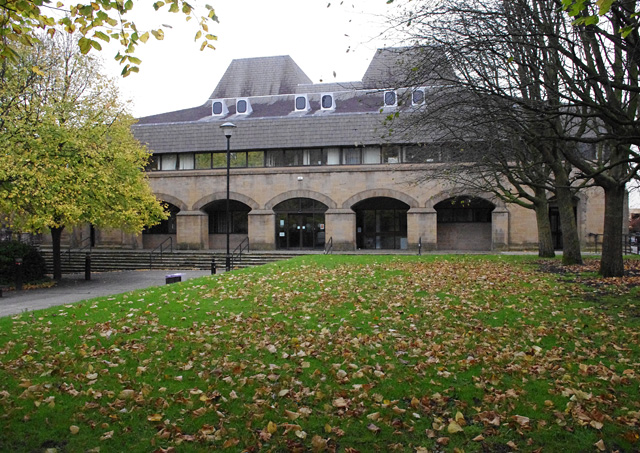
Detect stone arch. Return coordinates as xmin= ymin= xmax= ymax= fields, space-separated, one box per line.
xmin=425 ymin=190 xmax=506 ymax=210
xmin=154 ymin=193 xmax=188 ymax=211
xmin=265 ymin=190 xmax=337 ymax=210
xmin=342 ymin=189 xmax=419 ymax=209
xmin=192 ymin=192 xmax=259 ymax=211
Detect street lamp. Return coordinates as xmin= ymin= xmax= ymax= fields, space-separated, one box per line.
xmin=220 ymin=122 xmax=236 ymax=272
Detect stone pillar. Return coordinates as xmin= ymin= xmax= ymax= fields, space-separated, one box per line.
xmin=176 ymin=211 xmax=208 ymax=250
xmin=325 ymin=209 xmax=356 ymax=251
xmin=492 ymin=208 xmax=509 ymax=251
xmin=407 ymin=208 xmax=437 ymax=251
xmin=248 ymin=210 xmax=276 ymax=250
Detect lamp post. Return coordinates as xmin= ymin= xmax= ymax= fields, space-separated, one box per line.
xmin=220 ymin=122 xmax=236 ymax=272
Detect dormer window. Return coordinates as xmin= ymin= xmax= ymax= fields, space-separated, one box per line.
xmin=321 ymin=93 xmax=335 ymax=110
xmin=295 ymin=95 xmax=309 ymax=112
xmin=412 ymin=88 xmax=425 ymax=105
xmin=384 ymin=90 xmax=397 ymax=107
xmin=212 ymin=100 xmax=228 ymax=116
xmin=236 ymin=98 xmax=252 ymax=115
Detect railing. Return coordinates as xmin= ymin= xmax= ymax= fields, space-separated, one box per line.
xmin=67 ymin=236 xmax=93 ymax=264
xmin=589 ymin=233 xmax=639 ymax=255
xmin=149 ymin=237 xmax=173 ymax=269
xmin=231 ymin=237 xmax=249 ymax=269
xmin=324 ymin=236 xmax=333 ymax=255
xmin=418 ymin=237 xmax=422 ymax=256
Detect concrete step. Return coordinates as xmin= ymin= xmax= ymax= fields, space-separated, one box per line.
xmin=40 ymin=249 xmax=305 ymax=274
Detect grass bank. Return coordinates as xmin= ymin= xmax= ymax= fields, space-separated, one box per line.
xmin=1 ymin=255 xmax=639 ymax=452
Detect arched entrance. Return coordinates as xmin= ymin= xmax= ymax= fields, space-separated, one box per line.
xmin=203 ymin=200 xmax=251 ymax=249
xmin=274 ymin=198 xmax=328 ymax=249
xmin=353 ymin=197 xmax=409 ymax=250
xmin=142 ymin=202 xmax=179 ymax=249
xmin=435 ymin=196 xmax=495 ymax=250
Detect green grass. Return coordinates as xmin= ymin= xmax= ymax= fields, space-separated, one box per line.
xmin=1 ymin=254 xmax=639 ymax=452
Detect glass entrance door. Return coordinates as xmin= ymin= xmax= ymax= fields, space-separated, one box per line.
xmin=274 ymin=198 xmax=328 ymax=250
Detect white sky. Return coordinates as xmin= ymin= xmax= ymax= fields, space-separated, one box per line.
xmin=102 ymin=0 xmax=399 ymax=118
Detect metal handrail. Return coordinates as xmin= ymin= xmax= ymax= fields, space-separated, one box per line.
xmin=67 ymin=236 xmax=93 ymax=264
xmin=418 ymin=237 xmax=422 ymax=255
xmin=149 ymin=237 xmax=173 ymax=269
xmin=589 ymin=233 xmax=639 ymax=255
xmin=231 ymin=237 xmax=249 ymax=269
xmin=324 ymin=236 xmax=333 ymax=255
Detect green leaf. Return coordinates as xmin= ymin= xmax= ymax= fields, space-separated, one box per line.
xmin=94 ymin=31 xmax=110 ymax=42
xmin=78 ymin=37 xmax=92 ymax=54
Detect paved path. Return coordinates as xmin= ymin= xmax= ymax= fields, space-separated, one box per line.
xmin=0 ymin=270 xmax=215 ymax=318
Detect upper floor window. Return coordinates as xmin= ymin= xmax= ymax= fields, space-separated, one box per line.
xmin=412 ymin=88 xmax=425 ymax=105
xmin=212 ymin=100 xmax=228 ymax=116
xmin=295 ymin=95 xmax=309 ymax=111
xmin=384 ymin=91 xmax=397 ymax=107
xmin=321 ymin=94 xmax=335 ymax=110
xmin=236 ymin=98 xmax=252 ymax=115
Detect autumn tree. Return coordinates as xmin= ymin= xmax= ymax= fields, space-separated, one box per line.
xmin=0 ymin=34 xmax=166 ymax=279
xmin=0 ymin=0 xmax=218 ymax=75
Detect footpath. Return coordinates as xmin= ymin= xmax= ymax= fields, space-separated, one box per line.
xmin=0 ymin=269 xmax=214 ymax=318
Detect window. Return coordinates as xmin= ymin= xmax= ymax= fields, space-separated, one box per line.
xmin=195 ymin=153 xmax=212 ymax=169
xmin=248 ymin=151 xmax=264 ymax=167
xmin=283 ymin=149 xmax=303 ymax=166
xmin=236 ymin=98 xmax=252 ymax=115
xmin=436 ymin=197 xmax=494 ymax=223
xmin=384 ymin=91 xmax=397 ymax=107
xmin=160 ymin=154 xmax=177 ymax=171
xmin=178 ymin=153 xmax=194 ymax=170
xmin=321 ymin=94 xmax=335 ymax=110
xmin=404 ymin=145 xmax=439 ymax=163
xmin=325 ymin=147 xmax=341 ymax=165
xmin=212 ymin=100 xmax=228 ymax=116
xmin=303 ymin=148 xmax=323 ymax=166
xmin=144 ymin=203 xmax=179 ymax=234
xmin=146 ymin=154 xmax=159 ymax=171
xmin=342 ymin=147 xmax=361 ymax=165
xmin=208 ymin=200 xmax=250 ymax=234
xmin=295 ymin=95 xmax=309 ymax=111
xmin=363 ymin=147 xmax=381 ymax=164
xmin=412 ymin=89 xmax=425 ymax=105
xmin=382 ymin=145 xmax=401 ymax=163
xmin=266 ymin=150 xmax=285 ymax=167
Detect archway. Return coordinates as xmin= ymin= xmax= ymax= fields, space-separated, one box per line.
xmin=203 ymin=200 xmax=251 ymax=249
xmin=274 ymin=198 xmax=328 ymax=249
xmin=352 ymin=197 xmax=409 ymax=250
xmin=142 ymin=201 xmax=179 ymax=249
xmin=434 ymin=196 xmax=495 ymax=250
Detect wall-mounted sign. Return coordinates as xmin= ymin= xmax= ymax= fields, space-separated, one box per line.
xmin=279 ymin=232 xmax=285 ymax=237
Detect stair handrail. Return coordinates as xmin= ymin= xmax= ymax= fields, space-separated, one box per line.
xmin=149 ymin=237 xmax=173 ymax=269
xmin=324 ymin=236 xmax=333 ymax=255
xmin=231 ymin=237 xmax=249 ymax=269
xmin=67 ymin=236 xmax=93 ymax=264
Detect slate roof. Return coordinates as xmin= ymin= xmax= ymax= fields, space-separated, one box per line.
xmin=133 ymin=48 xmax=447 ymax=153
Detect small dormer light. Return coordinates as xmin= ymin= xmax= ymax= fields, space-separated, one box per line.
xmin=212 ymin=100 xmax=228 ymax=116
xmin=384 ymin=90 xmax=397 ymax=107
xmin=321 ymin=93 xmax=335 ymax=110
xmin=412 ymin=88 xmax=425 ymax=105
xmin=236 ymin=98 xmax=252 ymax=115
xmin=295 ymin=95 xmax=310 ymax=112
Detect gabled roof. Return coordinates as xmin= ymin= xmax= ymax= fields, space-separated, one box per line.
xmin=209 ymin=55 xmax=312 ymax=98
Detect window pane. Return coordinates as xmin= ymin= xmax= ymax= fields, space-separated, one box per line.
xmin=304 ymin=148 xmax=322 ymax=166
xmin=404 ymin=145 xmax=439 ymax=162
xmin=283 ymin=149 xmax=302 ymax=166
xmin=146 ymin=154 xmax=159 ymax=171
xmin=212 ymin=101 xmax=223 ymax=115
xmin=363 ymin=147 xmax=380 ymax=164
xmin=248 ymin=151 xmax=263 ymax=167
xmin=412 ymin=89 xmax=424 ymax=105
xmin=343 ymin=148 xmax=361 ymax=165
xmin=325 ymin=147 xmax=340 ymax=165
xmin=322 ymin=94 xmax=333 ymax=109
xmin=212 ymin=153 xmax=226 ymax=168
xmin=179 ymin=153 xmax=194 ymax=170
xmin=295 ymin=96 xmax=307 ymax=110
xmin=382 ymin=146 xmax=400 ymax=163
xmin=230 ymin=152 xmax=247 ymax=168
xmin=237 ymin=99 xmax=247 ymax=113
xmin=384 ymin=91 xmax=396 ymax=106
xmin=266 ymin=150 xmax=285 ymax=167
xmin=160 ymin=154 xmax=177 ymax=170
xmin=195 ymin=153 xmax=212 ymax=169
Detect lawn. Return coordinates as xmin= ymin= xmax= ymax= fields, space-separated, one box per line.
xmin=1 ymin=255 xmax=639 ymax=452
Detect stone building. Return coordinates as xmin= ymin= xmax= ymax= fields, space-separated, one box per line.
xmin=95 ymin=48 xmax=604 ymax=252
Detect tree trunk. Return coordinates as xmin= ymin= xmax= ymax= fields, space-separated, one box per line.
xmin=533 ymin=195 xmax=555 ymax=258
xmin=555 ymin=183 xmax=582 ymax=265
xmin=51 ymin=226 xmax=64 ymax=281
xmin=599 ymin=184 xmax=626 ymax=277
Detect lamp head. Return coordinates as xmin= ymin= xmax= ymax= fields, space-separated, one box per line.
xmin=220 ymin=122 xmax=236 ymax=138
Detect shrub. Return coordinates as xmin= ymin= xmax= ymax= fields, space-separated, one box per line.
xmin=0 ymin=240 xmax=47 ymax=285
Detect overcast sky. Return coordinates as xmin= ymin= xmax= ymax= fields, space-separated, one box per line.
xmin=103 ymin=1 xmax=399 ymax=118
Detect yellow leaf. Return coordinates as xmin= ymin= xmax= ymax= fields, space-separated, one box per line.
xmin=324 ymin=423 xmax=332 ymax=433
xmin=267 ymin=421 xmax=278 ymax=434
xmin=447 ymin=420 xmax=464 ymax=434
xmin=595 ymin=439 xmax=606 ymax=451
xmin=284 ymin=410 xmax=299 ymax=420
xmin=69 ymin=425 xmax=80 ymax=434
xmin=147 ymin=413 xmax=163 ymax=422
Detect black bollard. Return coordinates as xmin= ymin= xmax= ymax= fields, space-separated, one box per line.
xmin=85 ymin=252 xmax=91 ymax=281
xmin=211 ymin=258 xmax=216 ymax=275
xmin=15 ymin=258 xmax=23 ymax=291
